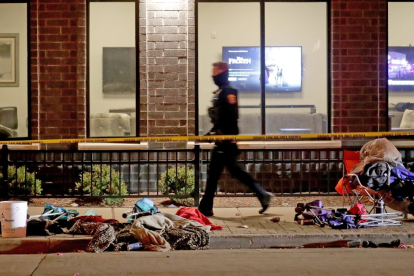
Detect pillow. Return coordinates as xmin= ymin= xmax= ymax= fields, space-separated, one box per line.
xmin=400 ymin=109 xmax=414 ymax=128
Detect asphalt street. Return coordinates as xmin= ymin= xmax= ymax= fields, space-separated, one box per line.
xmin=0 ymin=248 xmax=413 ymax=276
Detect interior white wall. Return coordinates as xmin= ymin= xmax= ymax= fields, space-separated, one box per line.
xmin=265 ymin=2 xmax=327 ymax=115
xmin=388 ymin=2 xmax=414 ymax=106
xmin=89 ymin=2 xmax=136 ymax=115
xmin=0 ymin=3 xmax=28 ymax=137
xmin=198 ymin=2 xmax=260 ymax=115
xmin=198 ymin=2 xmax=327 ymax=126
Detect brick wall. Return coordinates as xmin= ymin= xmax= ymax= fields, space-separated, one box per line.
xmin=30 ymin=0 xmax=86 ymax=140
xmin=28 ymin=0 xmax=388 ymax=144
xmin=331 ymin=0 xmax=387 ymax=132
xmin=139 ymin=0 xmax=195 ymax=149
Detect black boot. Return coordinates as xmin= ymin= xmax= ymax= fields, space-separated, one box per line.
xmin=259 ymin=192 xmax=274 ymax=214
xmin=378 ymin=239 xmax=400 ymax=248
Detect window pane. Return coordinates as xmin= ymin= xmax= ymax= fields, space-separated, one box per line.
xmin=198 ymin=2 xmax=261 ymax=135
xmin=388 ymin=2 xmax=414 ymax=132
xmin=0 ymin=3 xmax=28 ymax=138
xmin=264 ymin=2 xmax=328 ymax=135
xmin=89 ymin=2 xmax=136 ymax=137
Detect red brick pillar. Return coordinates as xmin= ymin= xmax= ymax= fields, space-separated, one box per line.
xmin=331 ymin=0 xmax=387 ymax=133
xmin=30 ymin=0 xmax=86 ymax=140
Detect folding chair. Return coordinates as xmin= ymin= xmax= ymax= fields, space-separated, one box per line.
xmin=335 ymin=150 xmax=403 ymax=226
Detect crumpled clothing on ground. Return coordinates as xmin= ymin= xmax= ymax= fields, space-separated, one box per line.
xmin=162 ymin=226 xmax=209 ymax=250
xmin=132 ymin=213 xmax=176 ymax=230
xmin=66 ymin=212 xmax=212 ymax=252
xmin=66 ymin=221 xmax=138 ymax=252
xmin=130 ymin=226 xmax=171 ymax=252
xmin=131 ymin=213 xmax=211 ymax=232
xmin=153 ymin=212 xmax=211 ymax=232
xmin=70 ymin=215 xmax=119 ymax=224
xmin=86 ymin=223 xmax=116 ymax=252
xmin=26 ymin=220 xmax=64 ymax=236
xmin=175 ymin=207 xmax=223 ymax=230
xmin=361 ymin=162 xmax=390 ymax=191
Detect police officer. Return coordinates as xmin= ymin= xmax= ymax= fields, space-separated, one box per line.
xmin=198 ymin=61 xmax=274 ymax=217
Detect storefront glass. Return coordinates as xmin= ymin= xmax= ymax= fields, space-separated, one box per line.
xmin=89 ymin=1 xmax=137 ymax=137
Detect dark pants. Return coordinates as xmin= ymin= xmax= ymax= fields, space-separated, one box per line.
xmin=199 ymin=143 xmax=268 ymax=211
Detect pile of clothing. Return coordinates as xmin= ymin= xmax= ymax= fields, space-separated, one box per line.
xmin=294 ymin=200 xmax=376 ymax=229
xmin=24 ymin=199 xmax=222 ymax=253
xmin=66 ymin=208 xmax=216 ymax=252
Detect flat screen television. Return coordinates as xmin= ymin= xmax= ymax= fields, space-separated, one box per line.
xmin=222 ymin=46 xmax=302 ymax=92
xmin=388 ymin=46 xmax=414 ymax=92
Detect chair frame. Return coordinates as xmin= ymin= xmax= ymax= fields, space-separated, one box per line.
xmin=340 ymin=151 xmax=404 ymax=226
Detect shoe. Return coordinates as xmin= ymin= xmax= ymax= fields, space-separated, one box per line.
xmin=378 ymin=239 xmax=400 ymax=248
xmin=259 ymin=192 xmax=274 ymax=214
xmin=199 ymin=209 xmax=214 ymax=217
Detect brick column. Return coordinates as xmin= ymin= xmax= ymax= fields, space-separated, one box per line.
xmin=331 ymin=0 xmax=387 ymax=133
xmin=139 ymin=0 xmax=195 ymax=149
xmin=30 ymin=0 xmax=86 ymax=140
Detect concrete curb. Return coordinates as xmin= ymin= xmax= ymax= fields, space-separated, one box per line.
xmin=1 ymin=232 xmax=412 ymax=254
xmin=0 ymin=236 xmax=91 ymax=254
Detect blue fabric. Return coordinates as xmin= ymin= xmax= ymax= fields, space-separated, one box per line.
xmin=135 ymin=198 xmax=157 ymax=213
xmin=42 ymin=204 xmax=79 ymax=221
xmin=327 ymin=213 xmax=357 ymax=229
xmin=391 ymin=164 xmax=414 ymax=182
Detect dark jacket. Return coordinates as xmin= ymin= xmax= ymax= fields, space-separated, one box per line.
xmin=209 ymin=85 xmax=239 ymax=135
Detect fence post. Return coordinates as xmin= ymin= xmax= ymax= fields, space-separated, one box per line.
xmin=193 ymin=144 xmax=200 ymax=207
xmin=1 ymin=145 xmax=9 ymax=200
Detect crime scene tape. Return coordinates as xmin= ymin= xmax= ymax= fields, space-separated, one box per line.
xmin=0 ymin=131 xmax=414 ymax=145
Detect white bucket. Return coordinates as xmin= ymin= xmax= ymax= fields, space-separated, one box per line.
xmin=0 ymin=201 xmax=28 ymax=238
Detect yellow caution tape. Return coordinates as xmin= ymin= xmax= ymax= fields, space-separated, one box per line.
xmin=0 ymin=131 xmax=413 ymax=145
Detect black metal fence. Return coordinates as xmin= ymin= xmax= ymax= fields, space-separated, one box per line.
xmin=2 ymin=144 xmax=414 ymax=206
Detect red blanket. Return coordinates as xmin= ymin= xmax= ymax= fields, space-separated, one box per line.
xmin=176 ymin=207 xmax=223 ymax=230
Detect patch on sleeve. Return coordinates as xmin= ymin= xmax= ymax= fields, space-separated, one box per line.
xmin=227 ymin=94 xmax=237 ymax=104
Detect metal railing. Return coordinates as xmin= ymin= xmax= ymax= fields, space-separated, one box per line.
xmin=2 ymin=144 xmax=414 ymax=206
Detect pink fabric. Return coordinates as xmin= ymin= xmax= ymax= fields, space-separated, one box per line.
xmin=175 ymin=207 xmax=223 ymax=230
xmin=348 ymin=203 xmax=368 ymax=224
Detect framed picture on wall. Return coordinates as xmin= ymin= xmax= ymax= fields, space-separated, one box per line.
xmin=102 ymin=47 xmax=136 ymax=93
xmin=0 ymin=33 xmax=19 ymax=87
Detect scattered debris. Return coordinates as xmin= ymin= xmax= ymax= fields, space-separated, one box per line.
xmin=235 ymin=213 xmax=241 ymax=216
xmin=270 ymin=217 xmax=280 ymax=223
xmin=237 ymin=225 xmax=249 ymax=228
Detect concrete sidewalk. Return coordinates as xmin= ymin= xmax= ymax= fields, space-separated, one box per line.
xmin=1 ymin=206 xmax=414 ymax=254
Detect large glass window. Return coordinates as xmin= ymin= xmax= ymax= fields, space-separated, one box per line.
xmin=0 ymin=2 xmax=29 ymax=139
xmin=197 ymin=1 xmax=328 ymax=135
xmin=89 ymin=1 xmax=137 ymax=137
xmin=198 ymin=2 xmax=261 ymax=135
xmin=264 ymin=2 xmax=327 ymax=135
xmin=388 ymin=2 xmax=414 ymax=132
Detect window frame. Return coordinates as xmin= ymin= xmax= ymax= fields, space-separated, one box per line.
xmin=86 ymin=0 xmax=140 ymax=138
xmin=195 ymin=0 xmax=331 ymax=135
